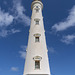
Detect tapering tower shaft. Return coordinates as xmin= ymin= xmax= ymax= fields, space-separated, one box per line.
xmin=23 ymin=0 xmax=51 ymax=75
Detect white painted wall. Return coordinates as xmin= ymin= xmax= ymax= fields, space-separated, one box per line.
xmin=23 ymin=0 xmax=51 ymax=75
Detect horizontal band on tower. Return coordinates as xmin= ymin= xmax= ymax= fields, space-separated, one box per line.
xmin=31 ymin=0 xmax=43 ymax=10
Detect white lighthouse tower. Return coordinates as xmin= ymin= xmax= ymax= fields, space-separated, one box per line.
xmin=23 ymin=0 xmax=51 ymax=75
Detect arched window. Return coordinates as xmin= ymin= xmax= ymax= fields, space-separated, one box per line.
xmin=35 ymin=37 xmax=39 ymax=42
xmin=35 ymin=6 xmax=40 ymax=13
xmin=34 ymin=18 xmax=40 ymax=25
xmin=35 ymin=60 xmax=40 ymax=69
xmin=34 ymin=33 xmax=41 ymax=42
xmin=33 ymin=56 xmax=42 ymax=69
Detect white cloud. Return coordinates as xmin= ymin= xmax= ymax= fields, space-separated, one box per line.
xmin=19 ymin=51 xmax=26 ymax=59
xmin=47 ymin=46 xmax=56 ymax=54
xmin=0 ymin=7 xmax=20 ymax=38
xmin=0 ymin=0 xmax=31 ymax=38
xmin=3 ymin=1 xmax=7 ymax=5
xmin=0 ymin=0 xmax=30 ymax=28
xmin=61 ymin=34 xmax=75 ymax=44
xmin=0 ymin=29 xmax=20 ymax=37
xmin=13 ymin=0 xmax=31 ymax=26
xmin=0 ymin=30 xmax=8 ymax=37
xmin=21 ymin=45 xmax=27 ymax=51
xmin=10 ymin=29 xmax=21 ymax=34
xmin=11 ymin=67 xmax=19 ymax=71
xmin=52 ymin=5 xmax=75 ymax=32
xmin=19 ymin=45 xmax=27 ymax=59
xmin=0 ymin=8 xmax=14 ymax=27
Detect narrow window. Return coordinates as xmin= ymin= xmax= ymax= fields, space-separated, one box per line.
xmin=36 ymin=6 xmax=38 ymax=8
xmin=35 ymin=6 xmax=40 ymax=13
xmin=35 ymin=61 xmax=40 ymax=69
xmin=35 ymin=37 xmax=39 ymax=42
xmin=36 ymin=9 xmax=39 ymax=12
xmin=34 ymin=19 xmax=40 ymax=25
xmin=36 ymin=20 xmax=39 ymax=25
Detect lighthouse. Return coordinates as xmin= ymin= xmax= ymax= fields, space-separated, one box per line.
xmin=23 ymin=0 xmax=51 ymax=75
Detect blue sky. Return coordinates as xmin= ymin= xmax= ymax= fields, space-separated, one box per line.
xmin=0 ymin=0 xmax=75 ymax=75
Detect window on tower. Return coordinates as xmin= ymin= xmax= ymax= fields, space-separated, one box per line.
xmin=36 ymin=8 xmax=39 ymax=12
xmin=35 ymin=6 xmax=40 ymax=13
xmin=35 ymin=60 xmax=40 ymax=69
xmin=35 ymin=37 xmax=39 ymax=42
xmin=36 ymin=6 xmax=39 ymax=8
xmin=34 ymin=19 xmax=40 ymax=25
xmin=34 ymin=33 xmax=41 ymax=42
xmin=33 ymin=56 xmax=42 ymax=70
xmin=36 ymin=20 xmax=39 ymax=25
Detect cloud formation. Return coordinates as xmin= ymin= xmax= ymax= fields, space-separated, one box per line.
xmin=61 ymin=34 xmax=75 ymax=44
xmin=52 ymin=6 xmax=75 ymax=32
xmin=0 ymin=30 xmax=8 ymax=37
xmin=0 ymin=0 xmax=30 ymax=27
xmin=47 ymin=46 xmax=56 ymax=54
xmin=19 ymin=45 xmax=27 ymax=59
xmin=0 ymin=8 xmax=14 ymax=27
xmin=11 ymin=67 xmax=19 ymax=71
xmin=0 ymin=29 xmax=20 ymax=37
xmin=19 ymin=51 xmax=26 ymax=59
xmin=13 ymin=0 xmax=31 ymax=26
xmin=10 ymin=29 xmax=21 ymax=34
xmin=0 ymin=0 xmax=31 ymax=38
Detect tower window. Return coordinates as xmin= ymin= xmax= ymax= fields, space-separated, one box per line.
xmin=36 ymin=8 xmax=39 ymax=12
xmin=35 ymin=61 xmax=40 ymax=69
xmin=36 ymin=20 xmax=39 ymax=25
xmin=35 ymin=6 xmax=40 ymax=13
xmin=36 ymin=6 xmax=38 ymax=8
xmin=35 ymin=37 xmax=39 ymax=42
xmin=33 ymin=56 xmax=42 ymax=70
xmin=34 ymin=19 xmax=40 ymax=25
